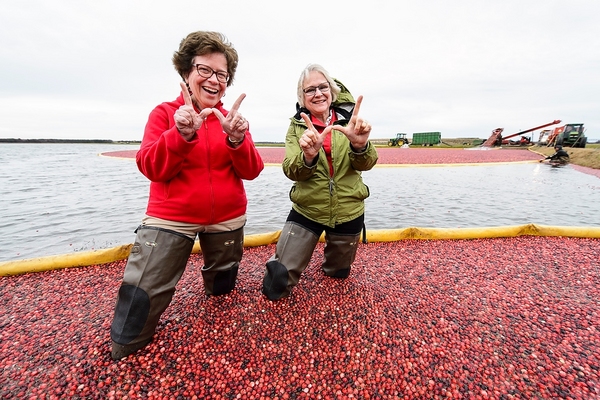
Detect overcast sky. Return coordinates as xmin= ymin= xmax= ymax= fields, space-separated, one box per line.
xmin=1 ymin=0 xmax=599 ymax=142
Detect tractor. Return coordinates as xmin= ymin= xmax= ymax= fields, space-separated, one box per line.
xmin=545 ymin=123 xmax=587 ymax=148
xmin=388 ymin=133 xmax=409 ymax=146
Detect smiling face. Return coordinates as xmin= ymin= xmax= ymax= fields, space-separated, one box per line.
xmin=187 ymin=53 xmax=228 ymax=110
xmin=302 ymin=70 xmax=332 ymax=123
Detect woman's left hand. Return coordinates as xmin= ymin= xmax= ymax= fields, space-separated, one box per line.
xmin=334 ymin=95 xmax=371 ymax=151
xmin=212 ymin=93 xmax=249 ymax=144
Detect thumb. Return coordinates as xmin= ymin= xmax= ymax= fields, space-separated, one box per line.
xmin=199 ymin=108 xmax=215 ymax=119
xmin=319 ymin=125 xmax=336 ymax=140
xmin=212 ymin=108 xmax=226 ymax=124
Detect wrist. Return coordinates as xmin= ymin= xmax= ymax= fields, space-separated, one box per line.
xmin=228 ymin=134 xmax=245 ymax=145
xmin=351 ymin=142 xmax=368 ymax=152
xmin=177 ymin=127 xmax=195 ymax=142
xmin=303 ymin=153 xmax=318 ymax=167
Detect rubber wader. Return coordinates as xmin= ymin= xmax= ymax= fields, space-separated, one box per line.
xmin=321 ymin=232 xmax=360 ymax=279
xmin=110 ymin=226 xmax=194 ymax=360
xmin=199 ymin=227 xmax=244 ymax=296
xmin=262 ymin=222 xmax=319 ymax=300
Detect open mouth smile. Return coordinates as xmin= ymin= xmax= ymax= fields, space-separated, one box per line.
xmin=203 ymin=86 xmax=219 ymax=95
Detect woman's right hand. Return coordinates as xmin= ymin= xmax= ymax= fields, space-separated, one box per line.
xmin=174 ymin=82 xmax=214 ymax=141
xmin=299 ymin=113 xmax=334 ymax=165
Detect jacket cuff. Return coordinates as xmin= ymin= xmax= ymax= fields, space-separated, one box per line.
xmin=350 ymin=142 xmax=369 ymax=154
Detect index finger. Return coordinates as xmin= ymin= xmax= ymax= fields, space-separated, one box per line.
xmin=228 ymin=93 xmax=247 ymax=114
xmin=351 ymin=95 xmax=363 ymax=118
xmin=300 ymin=112 xmax=316 ymax=132
xmin=180 ymin=82 xmax=194 ymax=107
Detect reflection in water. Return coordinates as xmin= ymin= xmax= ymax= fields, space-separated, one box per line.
xmin=1 ymin=144 xmax=598 ymax=261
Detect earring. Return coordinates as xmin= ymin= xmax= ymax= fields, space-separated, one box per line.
xmin=185 ymin=82 xmax=193 ymax=97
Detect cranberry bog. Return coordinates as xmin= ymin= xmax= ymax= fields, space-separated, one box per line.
xmin=1 ymin=236 xmax=599 ymax=399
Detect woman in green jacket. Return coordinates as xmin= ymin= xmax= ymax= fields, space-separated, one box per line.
xmin=262 ymin=64 xmax=378 ymax=300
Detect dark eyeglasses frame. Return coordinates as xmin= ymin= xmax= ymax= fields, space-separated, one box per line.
xmin=193 ymin=63 xmax=230 ymax=83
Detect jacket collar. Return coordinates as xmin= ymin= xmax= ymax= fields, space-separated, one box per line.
xmin=293 ymin=104 xmax=352 ymax=126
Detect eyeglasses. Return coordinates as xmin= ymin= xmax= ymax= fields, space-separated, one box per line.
xmin=303 ymin=83 xmax=330 ymax=97
xmin=193 ymin=64 xmax=230 ymax=83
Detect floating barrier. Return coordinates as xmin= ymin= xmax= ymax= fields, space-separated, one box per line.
xmin=1 ymin=224 xmax=599 ymax=276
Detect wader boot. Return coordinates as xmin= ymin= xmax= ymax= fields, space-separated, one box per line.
xmin=321 ymin=232 xmax=360 ymax=279
xmin=110 ymin=226 xmax=194 ymax=360
xmin=262 ymin=222 xmax=319 ymax=300
xmin=199 ymin=228 xmax=244 ymax=296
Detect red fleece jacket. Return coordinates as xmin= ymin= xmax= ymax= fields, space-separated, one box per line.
xmin=136 ymin=93 xmax=264 ymax=225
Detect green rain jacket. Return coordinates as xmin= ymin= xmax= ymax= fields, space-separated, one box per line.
xmin=282 ymin=80 xmax=379 ymax=227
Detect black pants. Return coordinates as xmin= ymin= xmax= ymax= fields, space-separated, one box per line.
xmin=286 ymin=208 xmax=364 ymax=237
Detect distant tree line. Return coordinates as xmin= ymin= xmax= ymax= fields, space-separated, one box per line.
xmin=0 ymin=138 xmax=141 ymax=144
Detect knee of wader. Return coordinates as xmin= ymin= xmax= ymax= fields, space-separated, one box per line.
xmin=262 ymin=260 xmax=290 ymax=301
xmin=204 ymin=265 xmax=239 ymax=296
xmin=111 ymin=284 xmax=150 ymax=345
xmin=322 ymin=234 xmax=359 ymax=278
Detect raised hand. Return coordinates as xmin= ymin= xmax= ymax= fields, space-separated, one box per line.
xmin=212 ymin=93 xmax=248 ymax=144
xmin=174 ymin=82 xmax=214 ymax=141
xmin=333 ymin=95 xmax=371 ymax=150
xmin=299 ymin=113 xmax=335 ymax=165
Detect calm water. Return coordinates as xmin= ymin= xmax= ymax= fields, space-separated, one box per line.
xmin=1 ymin=143 xmax=599 ymax=262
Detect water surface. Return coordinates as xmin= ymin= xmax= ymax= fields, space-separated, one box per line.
xmin=1 ymin=144 xmax=598 ymax=262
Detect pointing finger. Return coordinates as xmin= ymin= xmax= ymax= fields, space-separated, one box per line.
xmin=300 ymin=112 xmax=316 ymax=133
xmin=351 ymin=95 xmax=363 ymax=118
xmin=180 ymin=82 xmax=194 ymax=107
xmin=229 ymin=93 xmax=247 ymax=114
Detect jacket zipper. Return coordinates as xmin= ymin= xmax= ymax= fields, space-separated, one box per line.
xmin=204 ymin=120 xmax=216 ymax=224
xmin=328 ymin=129 xmax=335 ymax=225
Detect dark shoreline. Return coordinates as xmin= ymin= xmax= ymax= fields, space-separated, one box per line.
xmin=0 ymin=138 xmax=286 ymax=146
xmin=0 ymin=138 xmax=141 ymax=144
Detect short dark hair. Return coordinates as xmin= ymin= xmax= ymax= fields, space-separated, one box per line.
xmin=172 ymin=31 xmax=238 ymax=87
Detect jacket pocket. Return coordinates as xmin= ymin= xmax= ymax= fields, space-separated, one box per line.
xmin=289 ymin=184 xmax=300 ymax=204
xmin=345 ymin=178 xmax=370 ymax=201
xmin=357 ymin=182 xmax=370 ymax=201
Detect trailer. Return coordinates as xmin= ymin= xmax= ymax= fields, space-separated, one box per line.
xmin=411 ymin=132 xmax=441 ymax=146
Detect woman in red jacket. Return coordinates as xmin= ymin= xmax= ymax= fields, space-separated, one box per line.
xmin=110 ymin=31 xmax=264 ymax=360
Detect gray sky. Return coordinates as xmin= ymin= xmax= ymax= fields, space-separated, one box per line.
xmin=1 ymin=0 xmax=599 ymax=142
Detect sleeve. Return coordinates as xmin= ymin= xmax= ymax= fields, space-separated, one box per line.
xmin=226 ymin=129 xmax=265 ymax=180
xmin=282 ymin=122 xmax=319 ymax=181
xmin=349 ymin=141 xmax=378 ymax=171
